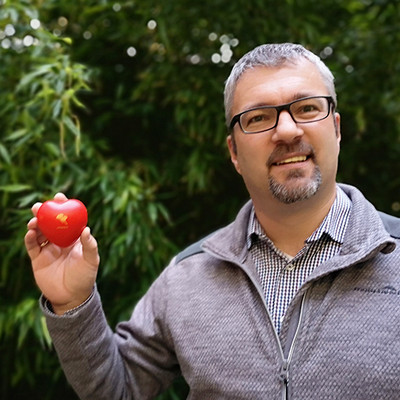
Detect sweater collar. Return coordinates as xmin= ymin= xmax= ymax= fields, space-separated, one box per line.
xmin=246 ymin=185 xmax=352 ymax=250
xmin=202 ymin=184 xmax=396 ymax=265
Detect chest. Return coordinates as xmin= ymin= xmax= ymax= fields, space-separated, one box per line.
xmin=168 ymin=256 xmax=400 ymax=399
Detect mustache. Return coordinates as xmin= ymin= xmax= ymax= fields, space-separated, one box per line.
xmin=267 ymin=141 xmax=315 ymax=167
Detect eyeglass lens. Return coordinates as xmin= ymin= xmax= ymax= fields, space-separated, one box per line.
xmin=240 ymin=97 xmax=330 ymax=133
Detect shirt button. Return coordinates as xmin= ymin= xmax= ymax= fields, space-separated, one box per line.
xmin=286 ymin=263 xmax=296 ymax=271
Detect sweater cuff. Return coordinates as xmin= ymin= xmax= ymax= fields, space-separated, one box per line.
xmin=40 ymin=287 xmax=96 ymax=317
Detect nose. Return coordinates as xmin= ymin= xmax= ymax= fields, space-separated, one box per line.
xmin=271 ymin=110 xmax=304 ymax=143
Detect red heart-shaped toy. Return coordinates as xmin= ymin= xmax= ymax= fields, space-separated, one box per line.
xmin=37 ymin=199 xmax=88 ymax=247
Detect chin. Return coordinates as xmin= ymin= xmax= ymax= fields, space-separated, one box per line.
xmin=269 ymin=169 xmax=322 ymax=205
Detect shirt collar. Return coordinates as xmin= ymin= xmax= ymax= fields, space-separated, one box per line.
xmin=247 ymin=185 xmax=352 ymax=249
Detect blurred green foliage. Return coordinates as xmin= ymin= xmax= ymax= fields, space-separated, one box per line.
xmin=1 ymin=0 xmax=399 ymax=398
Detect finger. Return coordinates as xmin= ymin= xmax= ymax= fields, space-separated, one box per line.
xmin=24 ymin=229 xmax=41 ymax=260
xmin=81 ymin=227 xmax=100 ymax=268
xmin=31 ymin=202 xmax=42 ymax=217
xmin=54 ymin=192 xmax=68 ymax=201
xmin=27 ymin=217 xmax=38 ymax=230
xmin=27 ymin=217 xmax=48 ymax=243
xmin=24 ymin=227 xmax=49 ymax=254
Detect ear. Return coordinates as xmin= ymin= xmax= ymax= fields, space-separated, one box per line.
xmin=334 ymin=112 xmax=341 ymax=145
xmin=227 ymin=135 xmax=242 ymax=175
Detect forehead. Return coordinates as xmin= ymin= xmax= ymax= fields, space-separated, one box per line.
xmin=232 ymin=60 xmax=328 ymax=113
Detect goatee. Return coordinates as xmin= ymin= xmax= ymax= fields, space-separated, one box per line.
xmin=267 ymin=141 xmax=322 ymax=204
xmin=268 ymin=165 xmax=322 ymax=204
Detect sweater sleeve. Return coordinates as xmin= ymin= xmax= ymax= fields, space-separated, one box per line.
xmin=41 ymin=272 xmax=180 ymax=400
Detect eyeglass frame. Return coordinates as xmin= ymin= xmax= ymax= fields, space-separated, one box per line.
xmin=229 ymin=95 xmax=335 ymax=134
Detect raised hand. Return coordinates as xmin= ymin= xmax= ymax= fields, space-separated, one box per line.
xmin=25 ymin=193 xmax=100 ymax=315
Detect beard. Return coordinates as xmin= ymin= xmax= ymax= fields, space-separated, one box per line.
xmin=266 ymin=140 xmax=322 ymax=204
xmin=268 ymin=165 xmax=322 ymax=204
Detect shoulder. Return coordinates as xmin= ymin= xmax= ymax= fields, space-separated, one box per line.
xmin=378 ymin=211 xmax=400 ymax=239
xmin=174 ymin=231 xmax=218 ymax=264
xmin=339 ymin=183 xmax=400 ymax=239
xmin=174 ymin=200 xmax=254 ymax=265
xmin=173 ymin=210 xmax=400 ymax=263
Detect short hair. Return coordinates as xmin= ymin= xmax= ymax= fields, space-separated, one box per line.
xmin=224 ymin=43 xmax=337 ymax=127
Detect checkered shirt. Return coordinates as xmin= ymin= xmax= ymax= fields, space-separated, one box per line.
xmin=247 ymin=186 xmax=352 ymax=334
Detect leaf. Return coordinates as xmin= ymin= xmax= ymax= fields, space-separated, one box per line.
xmin=63 ymin=115 xmax=81 ymax=137
xmin=52 ymin=99 xmax=62 ymax=119
xmin=0 ymin=184 xmax=31 ymax=193
xmin=17 ymin=65 xmax=52 ymax=89
xmin=0 ymin=143 xmax=11 ymax=164
xmin=40 ymin=316 xmax=52 ymax=347
xmin=17 ymin=192 xmax=41 ymax=208
xmin=44 ymin=142 xmax=61 ymax=157
xmin=147 ymin=202 xmax=158 ymax=223
xmin=61 ymin=37 xmax=73 ymax=45
xmin=5 ymin=129 xmax=28 ymax=141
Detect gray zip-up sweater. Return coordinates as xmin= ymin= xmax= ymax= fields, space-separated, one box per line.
xmin=42 ymin=184 xmax=400 ymax=400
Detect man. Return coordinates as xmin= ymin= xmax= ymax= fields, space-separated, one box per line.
xmin=25 ymin=43 xmax=400 ymax=399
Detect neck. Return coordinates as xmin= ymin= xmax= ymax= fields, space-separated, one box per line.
xmin=253 ymin=186 xmax=337 ymax=256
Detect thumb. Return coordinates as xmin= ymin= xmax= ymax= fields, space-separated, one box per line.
xmin=80 ymin=227 xmax=100 ymax=268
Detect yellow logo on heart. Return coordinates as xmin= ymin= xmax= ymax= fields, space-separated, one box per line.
xmin=56 ymin=213 xmax=69 ymax=228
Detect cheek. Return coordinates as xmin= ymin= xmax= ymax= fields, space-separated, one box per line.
xmin=315 ymin=132 xmax=341 ymax=173
xmin=313 ymin=120 xmax=341 ymax=158
xmin=235 ymin=136 xmax=271 ymax=171
xmin=237 ymin=133 xmax=270 ymax=155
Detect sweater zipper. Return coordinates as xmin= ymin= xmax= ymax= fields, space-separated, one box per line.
xmin=202 ymin=249 xmax=307 ymax=399
xmin=279 ymin=293 xmax=307 ymax=400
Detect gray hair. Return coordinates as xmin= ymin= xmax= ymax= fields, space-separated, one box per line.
xmin=224 ymin=43 xmax=337 ymax=127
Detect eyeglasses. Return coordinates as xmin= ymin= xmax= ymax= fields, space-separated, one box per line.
xmin=229 ymin=96 xmax=334 ymax=134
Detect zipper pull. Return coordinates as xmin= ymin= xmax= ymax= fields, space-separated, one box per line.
xmin=280 ymin=359 xmax=289 ymax=385
xmin=280 ymin=360 xmax=290 ymax=400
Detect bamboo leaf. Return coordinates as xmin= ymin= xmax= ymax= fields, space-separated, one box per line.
xmin=0 ymin=143 xmax=11 ymax=164
xmin=0 ymin=184 xmax=31 ymax=193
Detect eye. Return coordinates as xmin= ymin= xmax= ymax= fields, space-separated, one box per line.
xmin=242 ymin=109 xmax=275 ymax=128
xmin=248 ymin=114 xmax=267 ymax=124
xmin=301 ymin=104 xmax=318 ymax=113
xmin=292 ymin=100 xmax=323 ymax=119
xmin=294 ymin=103 xmax=320 ymax=114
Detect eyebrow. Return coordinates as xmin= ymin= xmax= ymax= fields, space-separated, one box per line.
xmin=240 ymin=92 xmax=323 ymax=112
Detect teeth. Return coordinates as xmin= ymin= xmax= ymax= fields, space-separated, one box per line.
xmin=276 ymin=156 xmax=307 ymax=166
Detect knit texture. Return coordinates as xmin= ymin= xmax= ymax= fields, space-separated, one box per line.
xmin=42 ymin=184 xmax=400 ymax=399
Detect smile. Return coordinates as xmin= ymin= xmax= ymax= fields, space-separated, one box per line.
xmin=275 ymin=155 xmax=308 ymax=166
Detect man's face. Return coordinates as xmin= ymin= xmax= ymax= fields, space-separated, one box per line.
xmin=227 ymin=60 xmax=341 ymax=207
